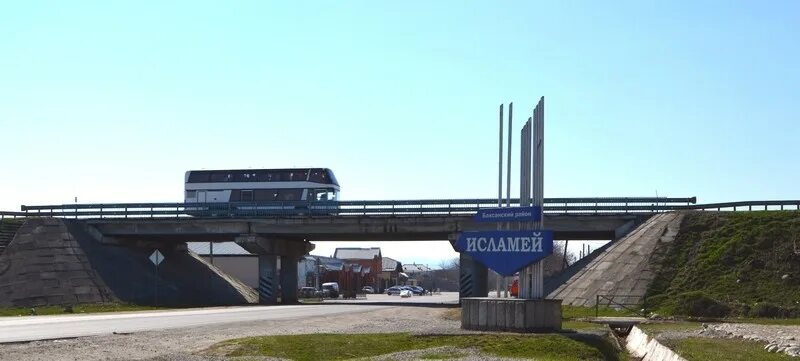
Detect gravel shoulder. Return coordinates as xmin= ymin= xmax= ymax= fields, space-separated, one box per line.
xmin=700 ymin=323 xmax=800 ymax=357
xmin=0 ymin=306 xmax=464 ymax=361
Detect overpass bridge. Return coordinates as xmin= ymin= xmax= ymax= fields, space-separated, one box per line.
xmin=4 ymin=196 xmax=800 ymax=306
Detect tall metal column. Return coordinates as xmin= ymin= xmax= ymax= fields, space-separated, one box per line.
xmin=530 ymin=97 xmax=545 ymax=299
xmin=519 ymin=117 xmax=533 ymax=299
xmin=496 ymin=104 xmax=504 ymax=298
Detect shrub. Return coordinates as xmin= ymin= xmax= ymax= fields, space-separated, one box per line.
xmin=643 ymin=294 xmax=668 ymax=311
xmin=751 ymin=303 xmax=788 ymax=318
xmin=674 ymin=291 xmax=731 ymax=318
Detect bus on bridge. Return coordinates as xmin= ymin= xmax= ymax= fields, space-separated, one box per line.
xmin=184 ymin=168 xmax=340 ymax=204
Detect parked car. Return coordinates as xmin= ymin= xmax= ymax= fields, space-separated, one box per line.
xmin=322 ymin=282 xmax=340 ymax=298
xmin=409 ymin=286 xmax=425 ymax=295
xmin=386 ymin=286 xmax=402 ymax=295
xmin=299 ymin=287 xmax=317 ymax=298
xmin=361 ymin=286 xmax=375 ymax=294
xmin=399 ymin=289 xmax=413 ymax=298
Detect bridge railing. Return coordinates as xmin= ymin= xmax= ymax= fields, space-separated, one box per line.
xmin=10 ymin=198 xmax=800 ymax=220
xmin=13 ymin=197 xmax=686 ymax=219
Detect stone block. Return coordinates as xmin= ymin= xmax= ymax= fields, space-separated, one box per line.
xmin=478 ymin=301 xmax=488 ymax=330
xmin=74 ymin=286 xmax=93 ymax=295
xmin=495 ymin=301 xmax=506 ymax=330
xmin=70 ymin=278 xmax=95 ymax=287
xmin=486 ymin=301 xmax=496 ymax=330
xmin=42 ymin=279 xmax=61 ymax=288
xmin=514 ymin=301 xmax=525 ymax=329
xmin=504 ymin=301 xmax=515 ymax=331
xmin=75 ymin=292 xmax=102 ymax=303
xmin=470 ymin=299 xmax=479 ymax=326
xmin=46 ymin=295 xmax=72 ymax=305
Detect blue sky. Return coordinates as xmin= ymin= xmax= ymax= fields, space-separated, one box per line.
xmin=1 ymin=1 xmax=798 ymax=265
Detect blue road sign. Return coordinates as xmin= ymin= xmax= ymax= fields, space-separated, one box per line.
xmin=453 ymin=230 xmax=554 ymax=276
xmin=474 ymin=206 xmax=542 ymax=222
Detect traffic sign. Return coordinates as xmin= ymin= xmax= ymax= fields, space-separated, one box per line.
xmin=149 ymin=250 xmax=164 ymax=266
xmin=453 ymin=230 xmax=554 ymax=276
xmin=474 ymin=206 xmax=542 ymax=222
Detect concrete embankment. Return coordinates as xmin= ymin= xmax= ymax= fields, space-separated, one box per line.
xmin=0 ymin=218 xmax=257 ymax=307
xmin=548 ymin=212 xmax=684 ymax=306
xmin=625 ymin=326 xmax=686 ymax=361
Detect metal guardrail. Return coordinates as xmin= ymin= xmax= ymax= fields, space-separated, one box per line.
xmin=10 ymin=197 xmax=695 ymax=219
xmin=596 ymin=294 xmax=647 ymax=317
xmin=3 ymin=197 xmax=799 ymax=220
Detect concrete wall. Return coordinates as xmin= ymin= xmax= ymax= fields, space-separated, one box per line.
xmin=0 ymin=218 xmax=114 ymax=306
xmin=198 ymin=256 xmax=258 ymax=288
xmin=0 ymin=218 xmax=257 ymax=307
xmin=461 ymin=298 xmax=562 ymax=332
xmin=548 ymin=212 xmax=684 ymax=306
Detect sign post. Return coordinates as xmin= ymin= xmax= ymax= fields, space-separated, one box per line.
xmin=149 ymin=249 xmax=164 ymax=306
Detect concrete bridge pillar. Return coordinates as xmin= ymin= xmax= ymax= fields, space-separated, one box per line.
xmin=235 ymin=235 xmax=314 ymax=305
xmin=280 ymin=256 xmax=299 ymax=304
xmin=258 ymin=254 xmax=278 ymax=304
xmin=459 ymin=253 xmax=487 ymax=298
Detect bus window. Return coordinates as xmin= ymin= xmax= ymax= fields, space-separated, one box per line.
xmin=309 ymin=169 xmax=326 ymax=183
xmin=234 ymin=172 xmax=256 ymax=182
xmin=210 ymin=172 xmax=231 ymax=182
xmin=290 ymin=170 xmax=308 ymax=181
xmin=188 ymin=172 xmax=211 ymax=183
xmin=277 ymin=189 xmax=302 ymax=201
xmin=254 ymin=189 xmax=276 ymax=201
xmin=313 ymin=189 xmax=337 ymax=201
xmin=240 ymin=190 xmax=254 ymax=202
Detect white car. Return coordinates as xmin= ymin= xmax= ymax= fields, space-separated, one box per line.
xmin=399 ymin=289 xmax=413 ymax=298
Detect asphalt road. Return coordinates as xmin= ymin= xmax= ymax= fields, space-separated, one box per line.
xmin=325 ymin=291 xmax=460 ymax=305
xmin=0 ymin=304 xmax=388 ymax=343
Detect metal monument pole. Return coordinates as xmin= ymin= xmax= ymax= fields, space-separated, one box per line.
xmin=518 ymin=119 xmax=531 ymax=298
xmin=496 ymin=104 xmax=504 ymax=298
xmin=506 ymin=103 xmax=513 ymax=208
xmin=498 ymin=104 xmax=504 ymax=207
xmin=531 ymin=97 xmax=545 ymax=299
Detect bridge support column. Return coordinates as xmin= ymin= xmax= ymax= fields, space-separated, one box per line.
xmin=236 ymin=234 xmax=314 ymax=305
xmin=258 ymin=254 xmax=278 ymax=304
xmin=459 ymin=253 xmax=487 ymax=298
xmin=280 ymin=256 xmax=299 ymax=304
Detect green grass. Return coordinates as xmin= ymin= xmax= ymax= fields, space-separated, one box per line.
xmin=420 ymin=352 xmax=466 ymax=360
xmin=208 ymin=333 xmax=626 ymax=361
xmin=723 ymin=317 xmax=800 ymax=326
xmin=562 ymin=320 xmax=607 ymax=331
xmin=646 ymin=211 xmax=800 ymax=317
xmin=0 ymin=303 xmax=166 ymax=317
xmin=665 ymin=337 xmax=795 ymax=361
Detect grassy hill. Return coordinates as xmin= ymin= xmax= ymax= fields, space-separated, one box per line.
xmin=646 ymin=211 xmax=800 ymax=317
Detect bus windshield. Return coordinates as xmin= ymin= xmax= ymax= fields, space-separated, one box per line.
xmin=313 ymin=189 xmax=338 ymax=201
